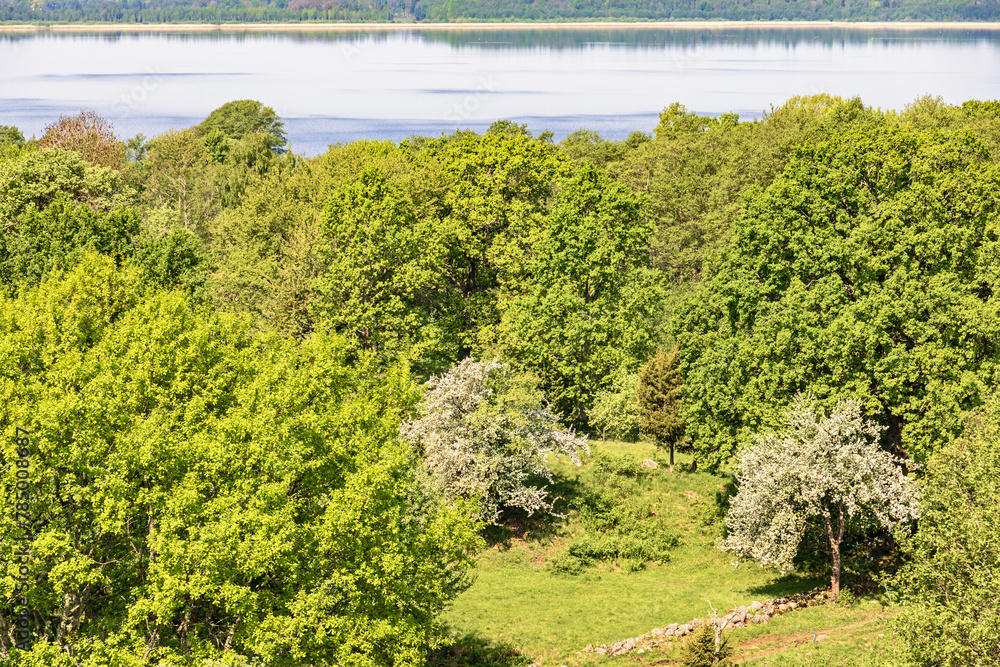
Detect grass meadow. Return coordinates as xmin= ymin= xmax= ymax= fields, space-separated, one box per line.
xmin=434 ymin=441 xmax=905 ymax=667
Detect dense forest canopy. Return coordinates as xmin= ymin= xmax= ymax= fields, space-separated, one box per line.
xmin=3 ymin=95 xmax=1000 ymax=663
xmin=1 ymin=0 xmax=999 ymax=23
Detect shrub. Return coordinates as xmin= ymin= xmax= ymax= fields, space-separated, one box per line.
xmin=563 ymin=460 xmax=679 ymax=571
xmin=679 ymin=623 xmax=733 ymax=667
xmin=589 ymin=372 xmax=641 ymax=441
xmin=400 ymin=358 xmax=589 ymax=522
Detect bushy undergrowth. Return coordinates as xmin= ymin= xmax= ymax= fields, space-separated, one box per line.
xmin=548 ymin=451 xmax=679 ymax=573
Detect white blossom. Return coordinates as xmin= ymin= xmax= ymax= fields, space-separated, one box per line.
xmin=718 ymin=394 xmax=919 ymax=595
xmin=400 ymin=358 xmax=589 ymax=522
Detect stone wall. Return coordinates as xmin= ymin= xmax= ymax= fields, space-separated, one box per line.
xmin=580 ymin=587 xmax=834 ymax=657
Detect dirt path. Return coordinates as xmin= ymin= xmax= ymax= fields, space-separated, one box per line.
xmin=730 ymin=616 xmax=885 ymax=662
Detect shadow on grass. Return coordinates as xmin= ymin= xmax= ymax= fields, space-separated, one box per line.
xmin=428 ymin=632 xmax=532 ymax=667
xmin=482 ymin=471 xmax=584 ymax=549
xmin=744 ymin=572 xmax=829 ymax=599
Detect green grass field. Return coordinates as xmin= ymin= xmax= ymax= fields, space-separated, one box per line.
xmin=436 ymin=440 xmax=904 ymax=667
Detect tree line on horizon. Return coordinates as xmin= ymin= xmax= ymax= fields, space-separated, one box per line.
xmin=1 ymin=0 xmax=999 ymax=24
xmin=1 ymin=95 xmax=999 ymax=664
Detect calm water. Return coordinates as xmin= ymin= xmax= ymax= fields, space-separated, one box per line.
xmin=1 ymin=26 xmax=999 ymax=156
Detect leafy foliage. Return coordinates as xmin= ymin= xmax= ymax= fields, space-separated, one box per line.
xmin=313 ymin=164 xmax=457 ymax=366
xmin=496 ymin=161 xmax=663 ymax=422
xmin=677 ymin=124 xmax=1000 ymax=469
xmin=0 ymin=126 xmax=24 ymax=151
xmin=892 ymin=404 xmax=1000 ymax=665
xmin=0 ymin=147 xmax=135 ymax=223
xmin=0 ymin=193 xmax=139 ymax=289
xmin=0 ymin=254 xmax=481 ymax=665
xmin=198 ymin=99 xmax=288 ymax=155
xmin=718 ymin=395 xmax=919 ymax=598
xmin=589 ymin=372 xmax=641 ymax=442
xmin=400 ymin=358 xmax=588 ymax=522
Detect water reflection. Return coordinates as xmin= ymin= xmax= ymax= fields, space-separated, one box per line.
xmin=0 ymin=26 xmax=997 ymax=156
xmin=3 ymin=25 xmax=999 ymax=49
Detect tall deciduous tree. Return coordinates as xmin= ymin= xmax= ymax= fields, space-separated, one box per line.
xmin=0 ymin=147 xmax=135 ymax=223
xmin=496 ymin=161 xmax=662 ymax=423
xmin=143 ymin=129 xmax=217 ymax=235
xmin=0 ymin=192 xmax=139 ymax=290
xmin=0 ymin=254 xmax=480 ymax=665
xmin=892 ymin=404 xmax=1000 ymax=665
xmin=589 ymin=371 xmax=641 ymax=442
xmin=0 ymin=126 xmax=24 ymax=152
xmin=718 ymin=395 xmax=919 ymax=599
xmin=676 ymin=125 xmax=1000 ymax=470
xmin=313 ymin=165 xmax=458 ymax=366
xmin=198 ymin=99 xmax=288 ymax=155
xmin=38 ymin=110 xmax=125 ymax=169
xmin=637 ymin=346 xmax=686 ymax=468
xmin=414 ymin=130 xmax=568 ymax=354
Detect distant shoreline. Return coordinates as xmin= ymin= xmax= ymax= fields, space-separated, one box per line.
xmin=2 ymin=20 xmax=1000 ymax=33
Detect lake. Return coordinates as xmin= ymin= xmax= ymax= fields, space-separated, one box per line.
xmin=1 ymin=24 xmax=999 ymax=156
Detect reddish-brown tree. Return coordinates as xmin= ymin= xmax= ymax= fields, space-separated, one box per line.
xmin=39 ymin=110 xmax=125 ymax=169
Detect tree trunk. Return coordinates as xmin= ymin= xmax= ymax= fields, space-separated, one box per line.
xmin=669 ymin=441 xmax=674 ymax=468
xmin=824 ymin=508 xmax=846 ymax=600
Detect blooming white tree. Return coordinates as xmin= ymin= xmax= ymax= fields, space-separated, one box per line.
xmin=718 ymin=394 xmax=919 ymax=599
xmin=400 ymin=358 xmax=589 ymax=522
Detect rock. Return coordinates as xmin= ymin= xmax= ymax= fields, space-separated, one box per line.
xmin=777 ymin=604 xmax=789 ymax=612
xmin=750 ymin=601 xmax=763 ymax=610
xmin=583 ymin=645 xmax=594 ymax=653
xmin=678 ymin=624 xmax=693 ymax=636
xmin=788 ymin=602 xmax=797 ymax=610
xmin=642 ymin=634 xmax=651 ymax=641
xmin=651 ymin=628 xmax=664 ymax=637
xmin=637 ymin=648 xmax=645 ymax=654
xmin=623 ymin=638 xmax=636 ymax=651
xmin=640 ymin=459 xmax=658 ymax=468
xmin=594 ymin=647 xmax=607 ymax=655
xmin=666 ymin=623 xmax=678 ymax=636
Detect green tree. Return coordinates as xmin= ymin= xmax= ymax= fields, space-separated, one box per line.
xmin=312 ymin=165 xmax=457 ymax=366
xmin=198 ymin=99 xmax=288 ymax=155
xmin=0 ymin=147 xmax=135 ymax=223
xmin=142 ymin=128 xmax=217 ymax=235
xmin=133 ymin=210 xmax=212 ymax=297
xmin=613 ymin=95 xmax=879 ymax=284
xmin=0 ymin=193 xmax=139 ymax=290
xmin=676 ymin=125 xmax=1000 ymax=470
xmin=679 ymin=622 xmax=733 ymax=667
xmin=209 ymin=139 xmax=433 ymax=338
xmin=0 ymin=126 xmax=24 ymax=151
xmin=589 ymin=371 xmax=640 ymax=442
xmin=892 ymin=404 xmax=1000 ymax=666
xmin=496 ymin=161 xmax=663 ymax=423
xmin=0 ymin=254 xmax=480 ymax=665
xmin=637 ymin=346 xmax=686 ymax=468
xmin=412 ymin=130 xmax=568 ymax=355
